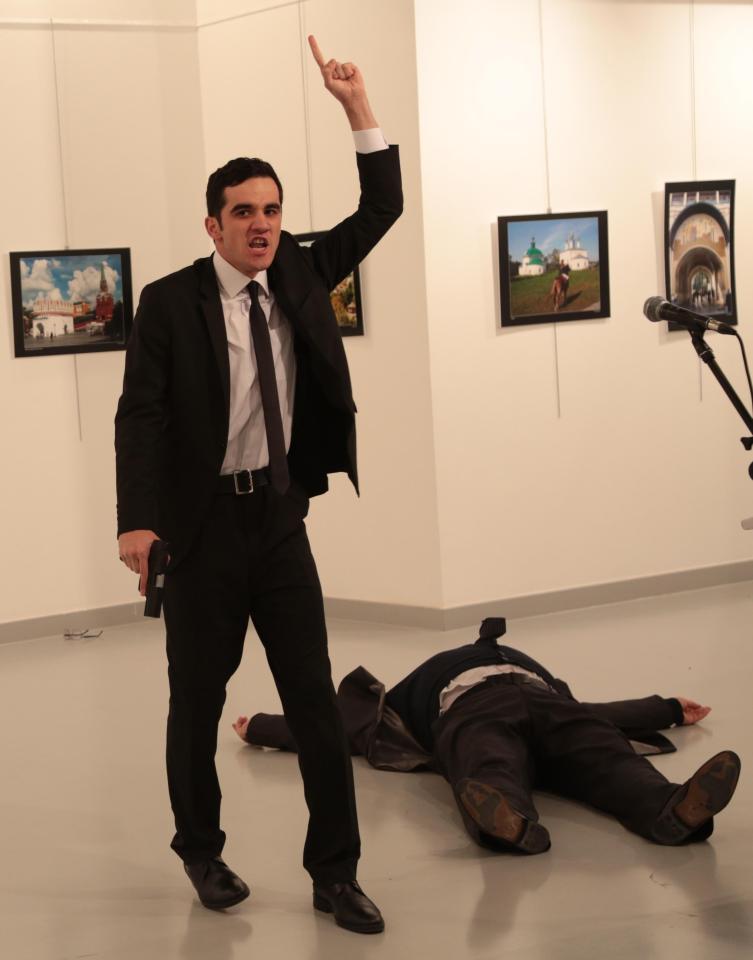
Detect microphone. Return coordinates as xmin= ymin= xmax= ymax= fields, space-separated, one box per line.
xmin=643 ymin=296 xmax=736 ymax=335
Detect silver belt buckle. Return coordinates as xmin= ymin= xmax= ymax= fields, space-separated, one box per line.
xmin=232 ymin=469 xmax=254 ymax=495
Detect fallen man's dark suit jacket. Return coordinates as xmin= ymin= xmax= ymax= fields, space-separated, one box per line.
xmin=244 ymin=617 xmax=681 ymax=771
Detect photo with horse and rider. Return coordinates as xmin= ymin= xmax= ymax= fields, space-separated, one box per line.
xmin=499 ymin=213 xmax=609 ymax=326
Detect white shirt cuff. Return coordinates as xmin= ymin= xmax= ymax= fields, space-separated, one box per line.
xmin=352 ymin=128 xmax=389 ymax=154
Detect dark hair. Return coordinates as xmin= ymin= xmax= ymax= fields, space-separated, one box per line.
xmin=206 ymin=157 xmax=284 ymax=221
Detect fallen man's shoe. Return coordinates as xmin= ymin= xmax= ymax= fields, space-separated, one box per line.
xmin=457 ymin=778 xmax=551 ymax=854
xmin=651 ymin=750 xmax=741 ymax=844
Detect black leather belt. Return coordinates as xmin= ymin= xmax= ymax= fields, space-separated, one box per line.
xmin=218 ymin=468 xmax=271 ymax=495
xmin=449 ymin=671 xmax=558 ymax=716
xmin=482 ymin=672 xmax=556 ymax=694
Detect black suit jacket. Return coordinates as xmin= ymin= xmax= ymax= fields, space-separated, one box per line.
xmin=385 ymin=617 xmax=566 ymax=750
xmin=246 ymin=619 xmax=680 ymax=771
xmin=115 ymin=146 xmax=402 ymax=565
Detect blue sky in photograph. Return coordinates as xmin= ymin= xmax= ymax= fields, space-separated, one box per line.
xmin=507 ymin=217 xmax=600 ymax=262
xmin=20 ymin=253 xmax=123 ymax=307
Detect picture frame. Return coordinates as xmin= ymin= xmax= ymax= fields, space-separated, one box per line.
xmin=663 ymin=179 xmax=736 ymax=328
xmin=498 ymin=211 xmax=610 ymax=326
xmin=295 ymin=232 xmax=364 ymax=336
xmin=10 ymin=247 xmax=133 ymax=358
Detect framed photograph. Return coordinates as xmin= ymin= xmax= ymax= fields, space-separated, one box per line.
xmin=10 ymin=248 xmax=133 ymax=358
xmin=498 ymin=212 xmax=610 ymax=326
xmin=295 ymin=232 xmax=364 ymax=336
xmin=664 ymin=179 xmax=736 ymax=327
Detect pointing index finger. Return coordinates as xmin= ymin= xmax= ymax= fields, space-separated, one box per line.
xmin=308 ymin=34 xmax=326 ymax=69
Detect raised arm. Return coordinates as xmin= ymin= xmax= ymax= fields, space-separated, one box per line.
xmin=308 ymin=34 xmax=378 ymax=131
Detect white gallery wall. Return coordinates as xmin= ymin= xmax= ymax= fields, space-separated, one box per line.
xmin=1 ymin=0 xmax=752 ymax=631
xmin=0 ymin=0 xmax=205 ymax=624
xmin=413 ymin=0 xmax=753 ymax=609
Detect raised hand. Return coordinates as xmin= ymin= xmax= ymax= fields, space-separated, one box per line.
xmin=308 ymin=34 xmax=377 ymax=130
xmin=676 ymin=696 xmax=711 ymax=725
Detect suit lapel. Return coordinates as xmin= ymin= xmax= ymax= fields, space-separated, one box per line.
xmin=269 ymin=236 xmax=317 ymax=342
xmin=270 ymin=235 xmax=354 ymax=412
xmin=194 ymin=257 xmax=230 ymax=422
xmin=193 ymin=241 xmax=353 ymax=423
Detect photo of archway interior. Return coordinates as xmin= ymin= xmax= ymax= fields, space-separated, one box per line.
xmin=668 ymin=188 xmax=732 ymax=315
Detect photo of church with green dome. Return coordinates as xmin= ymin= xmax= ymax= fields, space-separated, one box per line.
xmin=498 ymin=212 xmax=610 ymax=326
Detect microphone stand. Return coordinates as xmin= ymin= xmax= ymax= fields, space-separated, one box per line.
xmin=688 ymin=331 xmax=753 ymax=530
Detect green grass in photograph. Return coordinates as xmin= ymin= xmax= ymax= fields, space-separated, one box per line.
xmin=510 ymin=267 xmax=601 ymax=317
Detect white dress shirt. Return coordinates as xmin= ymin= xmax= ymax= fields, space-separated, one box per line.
xmin=438 ymin=664 xmax=556 ymax=715
xmin=216 ymin=127 xmax=389 ymax=476
xmin=216 ymin=258 xmax=295 ymax=474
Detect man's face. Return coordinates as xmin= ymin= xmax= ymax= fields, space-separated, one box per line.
xmin=205 ymin=176 xmax=282 ymax=278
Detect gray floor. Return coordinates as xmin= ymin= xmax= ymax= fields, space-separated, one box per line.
xmin=1 ymin=582 xmax=752 ymax=959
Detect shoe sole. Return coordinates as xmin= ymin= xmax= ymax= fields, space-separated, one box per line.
xmin=653 ymin=750 xmax=741 ymax=844
xmin=458 ymin=778 xmax=551 ymax=854
xmin=313 ymin=893 xmax=385 ymax=934
xmin=675 ymin=750 xmax=741 ymax=828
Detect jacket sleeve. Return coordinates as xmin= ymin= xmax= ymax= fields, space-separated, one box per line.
xmin=114 ymin=283 xmax=170 ymax=535
xmin=245 ymin=713 xmax=299 ymax=751
xmin=245 ymin=665 xmax=433 ymax=772
xmin=309 ymin=145 xmax=403 ymax=291
xmin=243 ymin=678 xmax=371 ymax=755
xmin=579 ymin=695 xmax=680 ymax=754
xmin=579 ymin=695 xmax=678 ymax=731
xmin=244 ymin=669 xmax=403 ymax=757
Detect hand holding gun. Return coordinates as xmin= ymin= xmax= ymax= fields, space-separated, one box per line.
xmin=144 ymin=539 xmax=170 ymax=618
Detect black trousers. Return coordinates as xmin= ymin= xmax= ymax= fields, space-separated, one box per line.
xmin=432 ymin=675 xmax=687 ymax=846
xmin=162 ymin=482 xmax=359 ymax=884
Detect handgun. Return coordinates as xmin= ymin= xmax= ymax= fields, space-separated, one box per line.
xmin=144 ymin=539 xmax=170 ymax=618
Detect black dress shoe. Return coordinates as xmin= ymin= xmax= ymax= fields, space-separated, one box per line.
xmin=651 ymin=750 xmax=741 ymax=845
xmin=457 ymin=778 xmax=551 ymax=854
xmin=184 ymin=857 xmax=250 ymax=910
xmin=313 ymin=880 xmax=384 ymax=934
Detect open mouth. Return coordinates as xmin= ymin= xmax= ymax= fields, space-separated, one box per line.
xmin=249 ymin=237 xmax=269 ymax=250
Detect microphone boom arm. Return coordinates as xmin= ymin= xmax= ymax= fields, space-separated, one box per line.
xmin=688 ymin=331 xmax=753 ymax=531
xmin=688 ymin=332 xmax=753 ymax=436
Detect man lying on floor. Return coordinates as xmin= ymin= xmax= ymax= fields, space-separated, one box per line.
xmin=232 ymin=617 xmax=741 ymax=853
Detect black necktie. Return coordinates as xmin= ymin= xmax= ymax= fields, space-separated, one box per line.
xmin=247 ymin=281 xmax=290 ymax=494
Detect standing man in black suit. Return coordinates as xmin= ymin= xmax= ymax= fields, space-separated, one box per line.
xmin=115 ymin=36 xmax=401 ymax=934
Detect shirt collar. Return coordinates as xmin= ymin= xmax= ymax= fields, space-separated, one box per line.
xmin=212 ymin=251 xmax=269 ymax=299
